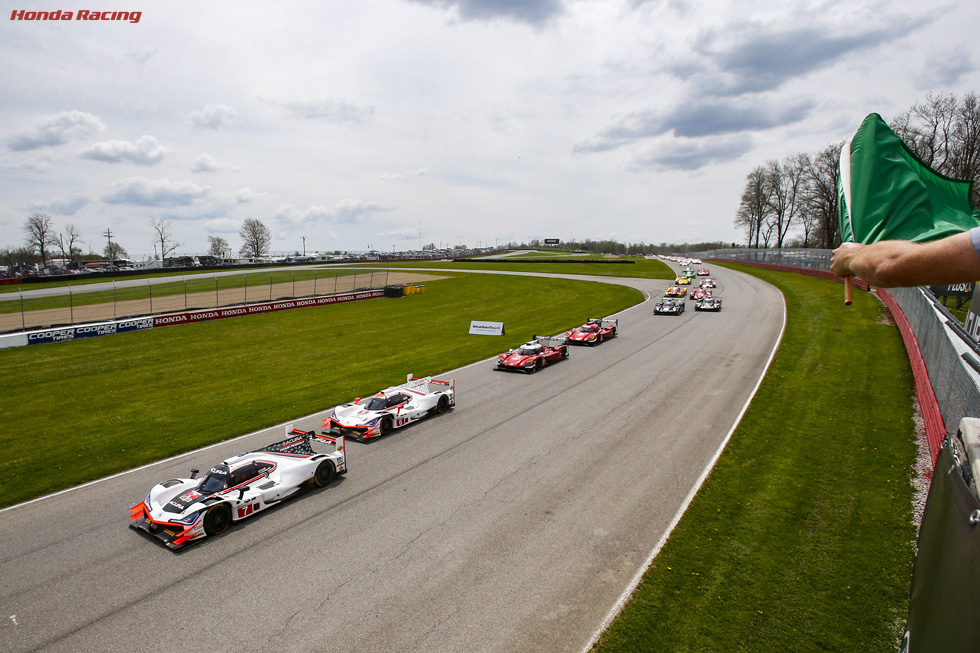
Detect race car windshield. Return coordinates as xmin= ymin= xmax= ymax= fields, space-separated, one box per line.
xmin=519 ymin=345 xmax=541 ymax=355
xmin=200 ymin=471 xmax=228 ymax=493
xmin=580 ymin=324 xmax=597 ymax=332
xmin=362 ymin=396 xmax=387 ymax=411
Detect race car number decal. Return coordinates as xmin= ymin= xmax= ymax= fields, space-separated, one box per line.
xmin=237 ymin=503 xmax=259 ymax=518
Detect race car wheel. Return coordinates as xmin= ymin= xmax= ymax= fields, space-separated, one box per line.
xmin=203 ymin=503 xmax=232 ymax=536
xmin=589 ymin=338 xmax=598 ymax=347
xmin=380 ymin=416 xmax=394 ymax=436
xmin=561 ymin=347 xmax=569 ymax=359
xmin=436 ymin=394 xmax=450 ymax=414
xmin=313 ymin=460 xmax=336 ymax=487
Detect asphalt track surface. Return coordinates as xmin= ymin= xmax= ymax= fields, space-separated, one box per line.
xmin=0 ymin=264 xmax=784 ymax=653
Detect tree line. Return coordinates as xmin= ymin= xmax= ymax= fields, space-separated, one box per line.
xmin=735 ymin=91 xmax=980 ymax=249
xmin=5 ymin=214 xmax=274 ymax=272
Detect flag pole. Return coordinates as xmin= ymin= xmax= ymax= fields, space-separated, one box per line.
xmin=844 ymin=275 xmax=852 ymax=305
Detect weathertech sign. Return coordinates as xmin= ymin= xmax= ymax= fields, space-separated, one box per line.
xmin=10 ymin=10 xmax=142 ymax=22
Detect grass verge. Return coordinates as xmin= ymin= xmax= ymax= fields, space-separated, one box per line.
xmin=0 ymin=273 xmax=641 ymax=508
xmin=593 ymin=264 xmax=917 ymax=652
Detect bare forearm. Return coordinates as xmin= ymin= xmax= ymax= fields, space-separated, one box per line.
xmin=831 ymin=232 xmax=980 ymax=287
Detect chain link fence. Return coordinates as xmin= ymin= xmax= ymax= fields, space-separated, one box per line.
xmin=0 ymin=268 xmax=389 ymax=334
xmin=701 ymin=248 xmax=980 ymax=441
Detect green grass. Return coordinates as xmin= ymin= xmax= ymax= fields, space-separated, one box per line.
xmin=594 ymin=264 xmax=916 ymax=652
xmin=379 ymin=257 xmax=676 ymax=279
xmin=0 ymin=273 xmax=641 ymax=508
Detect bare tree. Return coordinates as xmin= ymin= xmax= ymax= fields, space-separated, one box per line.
xmin=803 ymin=141 xmax=844 ymax=248
xmin=56 ymin=224 xmax=83 ymax=264
xmin=23 ymin=212 xmax=56 ymax=264
xmin=735 ymin=166 xmax=771 ymax=247
xmin=207 ymin=235 xmax=229 ymax=258
xmin=239 ymin=218 xmax=271 ymax=258
xmin=149 ymin=218 xmax=182 ymax=261
xmin=763 ymin=154 xmax=809 ymax=249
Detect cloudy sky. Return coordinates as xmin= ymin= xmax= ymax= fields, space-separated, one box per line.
xmin=2 ymin=0 xmax=978 ymax=258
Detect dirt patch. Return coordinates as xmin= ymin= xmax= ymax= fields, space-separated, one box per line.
xmin=1 ymin=271 xmax=447 ymax=333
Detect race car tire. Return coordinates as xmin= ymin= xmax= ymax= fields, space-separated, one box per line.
xmin=436 ymin=394 xmax=450 ymax=414
xmin=203 ymin=503 xmax=232 ymax=536
xmin=525 ymin=361 xmax=538 ymax=374
xmin=380 ymin=416 xmax=394 ymax=435
xmin=589 ymin=337 xmax=598 ymax=347
xmin=313 ymin=460 xmax=336 ymax=487
xmin=561 ymin=347 xmax=569 ymax=359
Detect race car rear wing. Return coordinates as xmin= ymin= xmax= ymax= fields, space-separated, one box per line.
xmin=533 ymin=335 xmax=567 ymax=349
xmin=261 ymin=425 xmax=346 ymax=455
xmin=405 ymin=373 xmax=455 ymax=394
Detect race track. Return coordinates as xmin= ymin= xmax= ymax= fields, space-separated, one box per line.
xmin=0 ymin=264 xmax=784 ymax=653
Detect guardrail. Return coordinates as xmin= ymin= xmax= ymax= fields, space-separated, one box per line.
xmin=700 ymin=248 xmax=980 ymax=463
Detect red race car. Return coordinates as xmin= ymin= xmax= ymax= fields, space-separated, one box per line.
xmin=697 ymin=268 xmax=710 ymax=276
xmin=496 ymin=336 xmax=569 ymax=373
xmin=664 ymin=285 xmax=687 ymax=298
xmin=564 ymin=318 xmax=618 ymax=346
xmin=690 ymin=287 xmax=712 ymax=301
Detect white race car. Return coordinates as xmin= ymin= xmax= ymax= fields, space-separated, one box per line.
xmin=323 ymin=374 xmax=455 ymax=440
xmin=130 ymin=427 xmax=346 ymax=549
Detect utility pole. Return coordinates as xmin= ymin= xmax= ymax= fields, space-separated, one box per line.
xmin=104 ymin=228 xmax=113 ymax=257
xmin=301 ymin=236 xmax=306 ymax=256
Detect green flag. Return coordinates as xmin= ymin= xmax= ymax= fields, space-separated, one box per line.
xmin=838 ymin=113 xmax=980 ymax=244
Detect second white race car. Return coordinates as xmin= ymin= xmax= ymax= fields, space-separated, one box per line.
xmin=323 ymin=374 xmax=455 ymax=440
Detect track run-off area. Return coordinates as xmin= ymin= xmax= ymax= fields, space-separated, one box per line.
xmin=0 ymin=264 xmax=784 ymax=653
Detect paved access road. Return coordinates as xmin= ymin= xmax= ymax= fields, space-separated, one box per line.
xmin=0 ymin=265 xmax=784 ymax=653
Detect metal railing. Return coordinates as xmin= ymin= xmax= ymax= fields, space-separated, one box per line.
xmin=0 ymin=268 xmax=389 ymax=334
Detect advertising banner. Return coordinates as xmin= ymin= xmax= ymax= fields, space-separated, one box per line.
xmin=469 ymin=321 xmax=505 ymax=336
xmin=962 ymin=284 xmax=980 ymax=343
xmin=154 ymin=289 xmax=385 ymax=328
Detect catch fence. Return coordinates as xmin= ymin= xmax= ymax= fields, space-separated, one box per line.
xmin=0 ymin=268 xmax=389 ymax=334
xmin=700 ymin=248 xmax=980 ymax=461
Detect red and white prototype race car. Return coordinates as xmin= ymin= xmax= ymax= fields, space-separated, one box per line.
xmin=323 ymin=374 xmax=455 ymax=440
xmin=130 ymin=427 xmax=347 ymax=549
xmin=496 ymin=336 xmax=569 ymax=373
xmin=565 ymin=318 xmax=618 ymax=346
xmin=700 ymin=278 xmax=717 ymax=289
xmin=697 ymin=268 xmax=710 ymax=276
xmin=690 ymin=287 xmax=712 ymax=301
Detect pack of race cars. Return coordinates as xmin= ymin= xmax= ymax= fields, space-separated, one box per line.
xmin=131 ymin=266 xmax=724 ymax=549
xmin=656 ymin=275 xmax=722 ymax=315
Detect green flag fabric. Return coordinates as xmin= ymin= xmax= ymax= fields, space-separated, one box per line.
xmin=838 ymin=113 xmax=980 ymax=244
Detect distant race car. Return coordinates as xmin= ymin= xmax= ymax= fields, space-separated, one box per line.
xmin=323 ymin=374 xmax=455 ymax=440
xmin=664 ymin=285 xmax=687 ymax=298
xmin=689 ymin=287 xmax=712 ymax=301
xmin=130 ymin=426 xmax=347 ymax=549
xmin=697 ymin=268 xmax=710 ymax=276
xmin=654 ymin=298 xmax=686 ymax=315
xmin=565 ymin=318 xmax=619 ymax=346
xmin=675 ymin=276 xmax=692 ymax=285
xmin=496 ymin=336 xmax=569 ymax=373
xmin=695 ymin=297 xmax=723 ymax=311
xmin=700 ymin=278 xmax=717 ymax=289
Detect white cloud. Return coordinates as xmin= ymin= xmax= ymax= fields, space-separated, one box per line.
xmin=190 ymin=153 xmax=220 ymax=173
xmin=80 ymin=135 xmax=170 ymax=165
xmin=187 ymin=104 xmax=237 ymax=130
xmin=7 ymin=111 xmax=105 ymax=151
xmin=103 ymin=177 xmax=210 ymax=207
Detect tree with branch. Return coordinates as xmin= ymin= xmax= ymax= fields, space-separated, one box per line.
xmin=149 ymin=218 xmax=182 ymax=261
xmin=23 ymin=213 xmax=56 ymax=265
xmin=239 ymin=218 xmax=272 ymax=258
